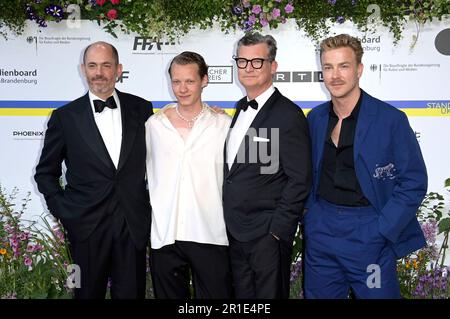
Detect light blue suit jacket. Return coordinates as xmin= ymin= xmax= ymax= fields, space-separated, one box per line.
xmin=306 ymin=90 xmax=427 ymax=258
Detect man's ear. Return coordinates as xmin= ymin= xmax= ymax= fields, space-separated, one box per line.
xmin=357 ymin=63 xmax=364 ymax=79
xmin=201 ymin=74 xmax=208 ymax=88
xmin=270 ymin=60 xmax=278 ymax=75
xmin=116 ymin=63 xmax=123 ymax=78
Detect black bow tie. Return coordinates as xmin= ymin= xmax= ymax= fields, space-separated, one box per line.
xmin=240 ymin=99 xmax=258 ymax=112
xmin=93 ymin=96 xmax=117 ymax=113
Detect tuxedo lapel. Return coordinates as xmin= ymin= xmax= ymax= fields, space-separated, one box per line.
xmin=73 ymin=93 xmax=115 ymax=170
xmin=117 ymin=91 xmax=139 ymax=172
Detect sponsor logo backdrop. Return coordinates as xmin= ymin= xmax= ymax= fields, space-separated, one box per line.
xmin=0 ymin=20 xmax=449 ymax=220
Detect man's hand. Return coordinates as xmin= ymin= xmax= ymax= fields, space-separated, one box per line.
xmin=210 ymin=106 xmax=226 ymax=114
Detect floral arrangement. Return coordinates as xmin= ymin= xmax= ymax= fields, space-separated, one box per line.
xmin=0 ymin=1 xmax=448 ymax=42
xmin=0 ymin=186 xmax=73 ymax=299
xmin=227 ymin=0 xmax=295 ymax=32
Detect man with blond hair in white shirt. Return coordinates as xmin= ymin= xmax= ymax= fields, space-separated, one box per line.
xmin=145 ymin=51 xmax=232 ymax=298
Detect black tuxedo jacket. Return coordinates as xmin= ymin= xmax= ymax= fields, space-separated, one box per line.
xmin=34 ymin=90 xmax=153 ymax=249
xmin=223 ymin=88 xmax=312 ymax=243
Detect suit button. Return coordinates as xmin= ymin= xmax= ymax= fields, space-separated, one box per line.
xmin=226 ymin=179 xmax=232 ymax=184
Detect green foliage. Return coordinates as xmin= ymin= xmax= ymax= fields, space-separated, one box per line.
xmin=397 ymin=181 xmax=450 ymax=299
xmin=0 ymin=0 xmax=27 ymax=40
xmin=0 ymin=186 xmax=73 ymax=299
xmin=0 ymin=1 xmax=448 ymax=42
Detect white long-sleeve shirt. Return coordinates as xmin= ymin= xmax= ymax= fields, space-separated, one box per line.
xmin=145 ymin=103 xmax=231 ymax=249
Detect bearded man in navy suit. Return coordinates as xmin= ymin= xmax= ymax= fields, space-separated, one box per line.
xmin=35 ymin=42 xmax=152 ymax=298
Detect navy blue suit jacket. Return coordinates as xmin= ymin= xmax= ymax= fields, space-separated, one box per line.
xmin=306 ymin=90 xmax=427 ymax=258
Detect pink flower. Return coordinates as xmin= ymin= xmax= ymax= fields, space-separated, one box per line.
xmin=110 ymin=0 xmax=120 ymax=4
xmin=24 ymin=256 xmax=33 ymax=266
xmin=285 ymin=3 xmax=294 ymax=14
xmin=272 ymin=8 xmax=281 ymax=19
xmin=96 ymin=0 xmax=106 ymax=6
xmin=19 ymin=232 xmax=29 ymax=241
xmin=252 ymin=5 xmax=262 ymax=15
xmin=26 ymin=244 xmax=34 ymax=253
xmin=260 ymin=18 xmax=269 ymax=27
xmin=107 ymin=9 xmax=118 ymax=20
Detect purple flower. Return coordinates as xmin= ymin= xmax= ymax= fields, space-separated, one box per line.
xmin=45 ymin=5 xmax=64 ymax=19
xmin=275 ymin=0 xmax=282 ymax=2
xmin=421 ymin=219 xmax=438 ymax=245
xmin=252 ymin=5 xmax=262 ymax=15
xmin=272 ymin=8 xmax=281 ymax=19
xmin=242 ymin=20 xmax=254 ymax=32
xmin=337 ymin=16 xmax=345 ymax=24
xmin=19 ymin=232 xmax=29 ymax=241
xmin=248 ymin=14 xmax=256 ymax=24
xmin=352 ymin=0 xmax=357 ymax=5
xmin=232 ymin=6 xmax=243 ymax=15
xmin=26 ymin=244 xmax=34 ymax=253
xmin=328 ymin=0 xmax=337 ymax=5
xmin=36 ymin=18 xmax=47 ymax=28
xmin=1 ymin=292 xmax=17 ymax=299
xmin=260 ymin=18 xmax=269 ymax=27
xmin=24 ymin=256 xmax=33 ymax=266
xmin=25 ymin=5 xmax=37 ymax=20
xmin=242 ymin=0 xmax=251 ymax=8
xmin=284 ymin=3 xmax=294 ymax=14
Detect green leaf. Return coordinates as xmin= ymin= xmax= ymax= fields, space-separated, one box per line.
xmin=438 ymin=217 xmax=450 ymax=234
xmin=445 ymin=178 xmax=450 ymax=187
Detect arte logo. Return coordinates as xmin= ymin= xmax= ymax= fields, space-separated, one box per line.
xmin=132 ymin=37 xmax=176 ymax=54
xmin=272 ymin=71 xmax=323 ymax=83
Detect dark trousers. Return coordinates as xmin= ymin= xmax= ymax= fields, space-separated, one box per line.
xmin=150 ymin=241 xmax=232 ymax=299
xmin=70 ymin=209 xmax=146 ymax=299
xmin=228 ymin=233 xmax=293 ymax=299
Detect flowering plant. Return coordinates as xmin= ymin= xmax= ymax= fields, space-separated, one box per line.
xmin=0 ymin=186 xmax=73 ymax=299
xmin=0 ymin=1 xmax=447 ymax=43
xmin=397 ymin=184 xmax=450 ymax=299
xmin=227 ymin=0 xmax=295 ymax=32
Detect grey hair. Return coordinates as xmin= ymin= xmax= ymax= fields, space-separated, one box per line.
xmin=236 ymin=32 xmax=277 ymax=62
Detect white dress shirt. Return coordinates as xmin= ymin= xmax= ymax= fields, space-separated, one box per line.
xmin=145 ymin=103 xmax=231 ymax=249
xmin=227 ymin=85 xmax=275 ymax=169
xmin=89 ymin=90 xmax=122 ymax=169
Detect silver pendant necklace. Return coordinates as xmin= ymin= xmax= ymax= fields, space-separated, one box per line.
xmin=175 ymin=104 xmax=206 ymax=128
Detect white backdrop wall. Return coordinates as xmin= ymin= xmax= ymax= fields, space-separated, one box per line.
xmin=0 ymin=19 xmax=449 ymax=220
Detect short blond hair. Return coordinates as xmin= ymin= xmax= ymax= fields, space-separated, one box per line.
xmin=320 ymin=34 xmax=363 ymax=64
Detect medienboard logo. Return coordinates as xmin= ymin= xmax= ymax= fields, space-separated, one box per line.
xmin=272 ymin=71 xmax=323 ymax=82
xmin=132 ymin=37 xmax=177 ymax=55
xmin=0 ymin=68 xmax=38 ymax=85
xmin=208 ymin=66 xmax=233 ymax=84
